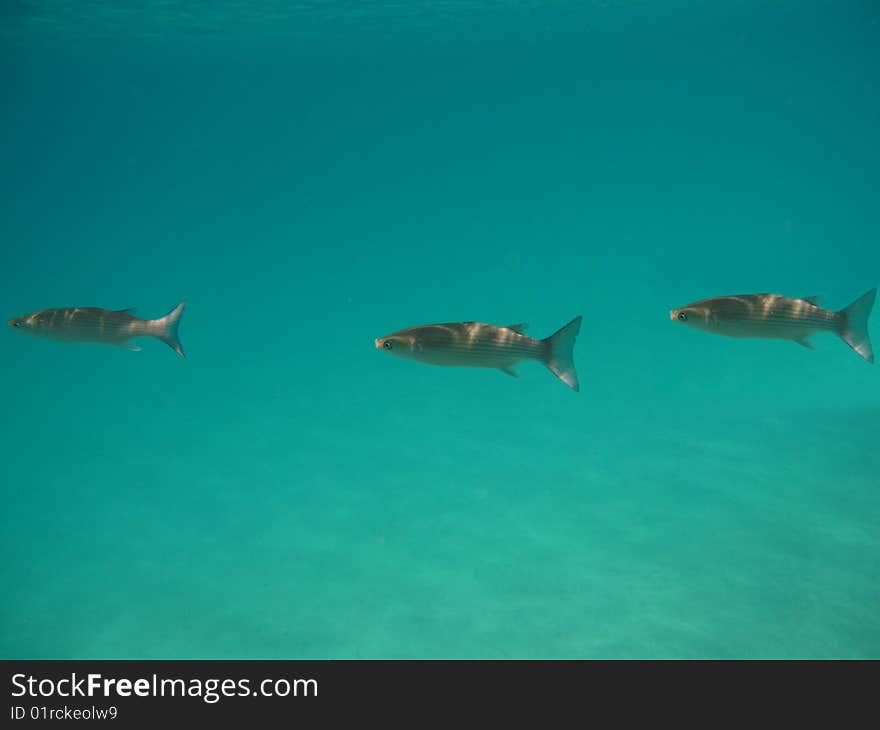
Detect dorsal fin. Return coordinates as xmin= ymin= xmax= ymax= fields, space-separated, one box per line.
xmin=506 ymin=323 xmax=527 ymax=333
xmin=802 ymin=296 xmax=821 ymax=306
xmin=115 ymin=307 xmax=136 ymax=315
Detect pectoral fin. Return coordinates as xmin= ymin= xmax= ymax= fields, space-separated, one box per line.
xmin=121 ymin=343 xmax=143 ymax=352
xmin=795 ymin=338 xmax=815 ymax=350
xmin=499 ymin=365 xmax=520 ymax=378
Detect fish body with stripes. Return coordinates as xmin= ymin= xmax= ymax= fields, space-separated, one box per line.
xmin=8 ymin=302 xmax=186 ymax=357
xmin=374 ymin=316 xmax=582 ymax=391
xmin=670 ymin=289 xmax=876 ymax=363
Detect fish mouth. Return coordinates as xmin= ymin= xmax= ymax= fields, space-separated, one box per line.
xmin=669 ymin=310 xmax=677 ymax=321
xmin=374 ymin=338 xmax=382 ymax=350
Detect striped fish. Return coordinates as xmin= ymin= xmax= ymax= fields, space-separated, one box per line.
xmin=670 ymin=289 xmax=876 ymax=363
xmin=374 ymin=316 xmax=582 ymax=390
xmin=8 ymin=302 xmax=186 ymax=357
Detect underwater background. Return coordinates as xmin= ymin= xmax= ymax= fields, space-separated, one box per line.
xmin=1 ymin=1 xmax=878 ymax=659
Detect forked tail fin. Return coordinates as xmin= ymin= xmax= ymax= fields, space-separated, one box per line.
xmin=838 ymin=288 xmax=875 ymax=363
xmin=155 ymin=301 xmax=186 ymax=358
xmin=542 ymin=315 xmax=582 ymax=391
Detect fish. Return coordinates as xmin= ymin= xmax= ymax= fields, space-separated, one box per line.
xmin=670 ymin=289 xmax=876 ymax=363
xmin=374 ymin=316 xmax=583 ymax=390
xmin=8 ymin=301 xmax=186 ymax=357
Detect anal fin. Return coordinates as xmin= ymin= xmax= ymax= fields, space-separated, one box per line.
xmin=795 ymin=338 xmax=815 ymax=350
xmin=499 ymin=365 xmax=520 ymax=378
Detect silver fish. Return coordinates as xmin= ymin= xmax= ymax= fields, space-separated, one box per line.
xmin=375 ymin=316 xmax=582 ymax=390
xmin=8 ymin=302 xmax=186 ymax=357
xmin=670 ymin=289 xmax=876 ymax=362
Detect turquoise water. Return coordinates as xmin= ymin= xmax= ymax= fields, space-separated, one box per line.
xmin=1 ymin=1 xmax=878 ymax=659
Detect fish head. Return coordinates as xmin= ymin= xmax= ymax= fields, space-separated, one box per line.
xmin=7 ymin=313 xmax=37 ymax=333
xmin=374 ymin=332 xmax=418 ymax=359
xmin=670 ymin=303 xmax=714 ymax=331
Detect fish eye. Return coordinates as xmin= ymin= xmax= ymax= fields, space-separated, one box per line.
xmin=678 ymin=312 xmax=688 ymax=321
xmin=383 ymin=340 xmax=393 ymax=351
